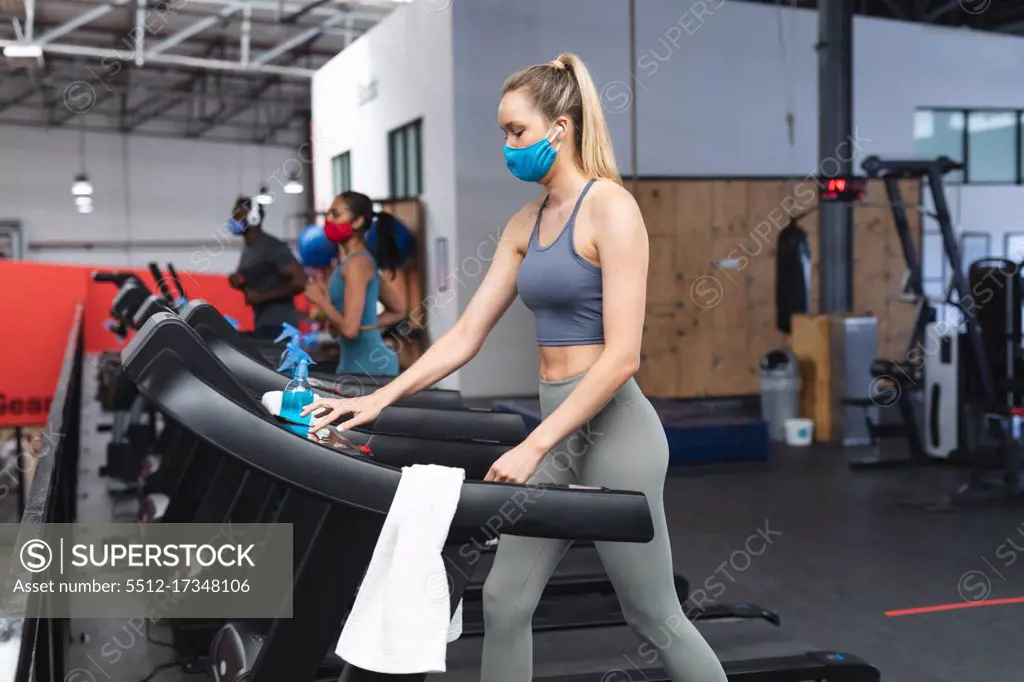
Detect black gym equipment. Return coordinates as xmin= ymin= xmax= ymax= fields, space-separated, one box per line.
xmin=179 ymin=300 xmax=464 ymax=410
xmin=845 ymin=156 xmax=1022 ymax=509
xmin=159 ymin=307 xmax=693 ymax=643
xmin=97 ymin=268 xmax=463 ymax=409
xmin=120 ymin=312 xmax=656 ymax=682
xmin=123 ymin=312 xmax=879 ymax=682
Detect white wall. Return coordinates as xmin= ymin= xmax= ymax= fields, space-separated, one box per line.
xmin=311 ymin=3 xmax=457 ymax=387
xmin=452 ymin=0 xmax=633 ymax=397
xmin=0 ymin=124 xmax=309 ymax=274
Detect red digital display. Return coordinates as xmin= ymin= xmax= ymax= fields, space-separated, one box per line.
xmin=819 ymin=176 xmax=867 ymax=203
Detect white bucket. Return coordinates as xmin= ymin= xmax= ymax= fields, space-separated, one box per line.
xmin=784 ymin=418 xmax=814 ymax=446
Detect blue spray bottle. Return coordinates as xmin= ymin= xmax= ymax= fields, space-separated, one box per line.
xmin=279 ymin=348 xmax=317 ymax=436
xmin=275 ymin=323 xmax=306 ymax=370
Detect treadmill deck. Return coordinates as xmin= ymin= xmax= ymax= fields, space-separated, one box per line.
xmin=433 ymin=618 xmax=873 ymax=681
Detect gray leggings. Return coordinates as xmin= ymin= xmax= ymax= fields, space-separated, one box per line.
xmin=480 ymin=375 xmax=727 ymax=682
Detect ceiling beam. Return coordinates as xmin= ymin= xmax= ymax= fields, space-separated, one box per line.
xmin=149 ymin=2 xmax=243 ymax=55
xmin=993 ymin=18 xmax=1024 ymax=34
xmin=0 ymin=84 xmax=38 ymax=114
xmin=0 ymin=116 xmax=303 ymax=147
xmin=921 ymin=0 xmax=962 ymax=23
xmin=126 ymin=40 xmax=226 ymax=129
xmin=167 ymin=0 xmax=385 ymax=23
xmin=281 ymin=0 xmax=335 ymax=24
xmin=23 ymin=0 xmax=34 ymax=40
xmin=9 ymin=23 xmax=346 ymax=58
xmin=877 ymin=0 xmax=907 ymax=20
xmin=190 ymin=72 xmax=282 ymax=136
xmin=0 ymin=39 xmax=316 ymax=78
xmin=249 ymin=11 xmax=346 ymax=66
xmin=34 ymin=0 xmax=133 ymax=45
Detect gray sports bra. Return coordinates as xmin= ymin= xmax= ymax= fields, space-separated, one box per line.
xmin=516 ymin=179 xmax=604 ymax=347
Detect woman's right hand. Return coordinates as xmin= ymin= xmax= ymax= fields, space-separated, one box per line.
xmin=301 ymin=393 xmax=387 ymax=434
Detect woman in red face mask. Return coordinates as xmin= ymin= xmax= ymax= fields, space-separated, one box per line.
xmin=304 ymin=191 xmax=408 ymax=376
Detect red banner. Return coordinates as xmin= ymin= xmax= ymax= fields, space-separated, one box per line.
xmin=0 ymin=261 xmax=261 ymax=428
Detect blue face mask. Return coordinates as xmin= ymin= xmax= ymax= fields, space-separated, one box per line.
xmin=228 ymin=218 xmax=248 ymax=235
xmin=504 ymin=125 xmax=563 ymax=183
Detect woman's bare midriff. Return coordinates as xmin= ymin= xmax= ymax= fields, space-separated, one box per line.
xmin=538 ymin=344 xmax=604 ymax=382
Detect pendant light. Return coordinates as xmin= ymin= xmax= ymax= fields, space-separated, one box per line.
xmin=255 ymin=185 xmax=274 ymax=205
xmin=283 ymin=170 xmax=303 ymax=195
xmin=72 ymin=119 xmax=93 ymax=209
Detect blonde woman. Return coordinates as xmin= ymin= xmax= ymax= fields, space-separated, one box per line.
xmin=303 ymin=53 xmax=726 ymax=682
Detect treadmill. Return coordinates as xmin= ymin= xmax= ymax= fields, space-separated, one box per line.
xmin=152 ymin=308 xmax=689 ymax=639
xmin=178 ymin=300 xmax=464 ymax=410
xmin=121 ymin=312 xmax=657 ymax=682
xmin=127 ymin=314 xmax=881 ymax=682
xmin=102 ymin=273 xmax=463 ymax=410
xmin=177 ymin=302 xmax=692 ymax=633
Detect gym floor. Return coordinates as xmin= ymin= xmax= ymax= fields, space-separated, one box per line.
xmin=65 ymin=363 xmax=1022 ymax=682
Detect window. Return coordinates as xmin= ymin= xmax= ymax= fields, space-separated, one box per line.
xmin=959 ymin=232 xmax=991 ymax=276
xmin=332 ymin=152 xmax=351 ymax=195
xmin=967 ymin=111 xmax=1016 ymax=183
xmin=1006 ymin=233 xmax=1024 ymax=264
xmin=389 ymin=119 xmax=422 ymax=197
xmin=915 ymin=107 xmax=1024 ymax=184
xmin=914 ymin=110 xmax=964 ymax=183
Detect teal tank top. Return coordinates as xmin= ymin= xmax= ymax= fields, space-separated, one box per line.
xmin=327 ymin=250 xmax=399 ymax=377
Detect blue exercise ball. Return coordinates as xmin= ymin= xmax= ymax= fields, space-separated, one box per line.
xmin=298 ymin=224 xmax=336 ymax=267
xmin=366 ymin=216 xmax=416 ymax=263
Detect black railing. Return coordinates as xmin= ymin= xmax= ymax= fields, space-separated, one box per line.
xmin=9 ymin=305 xmax=83 ymax=682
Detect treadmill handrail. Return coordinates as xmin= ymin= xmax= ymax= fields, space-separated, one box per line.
xmin=136 ymin=361 xmax=654 ymax=542
xmin=180 ymin=300 xmax=270 ymax=364
xmin=111 ymin=281 xmax=152 ymax=326
xmin=123 ymin=314 xmax=655 ymax=543
xmin=133 ymin=294 xmax=174 ymax=329
xmin=861 ymin=155 xmax=962 ymax=178
xmin=181 ymin=300 xmax=466 ymax=410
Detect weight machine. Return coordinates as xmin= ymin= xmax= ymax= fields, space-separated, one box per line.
xmin=835 ymin=156 xmax=1022 ymax=510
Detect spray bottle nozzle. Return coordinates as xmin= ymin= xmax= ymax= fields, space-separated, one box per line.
xmin=275 ymin=323 xmax=302 ymax=346
xmin=278 ymin=347 xmax=316 ymax=375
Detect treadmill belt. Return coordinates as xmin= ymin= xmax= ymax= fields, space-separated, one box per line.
xmin=436 ymin=618 xmax=871 ymax=682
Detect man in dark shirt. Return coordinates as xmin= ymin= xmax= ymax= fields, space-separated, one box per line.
xmin=227 ymin=197 xmax=307 ymax=339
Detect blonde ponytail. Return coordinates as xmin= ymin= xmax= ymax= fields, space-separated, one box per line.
xmin=502 ymin=52 xmax=621 ymax=183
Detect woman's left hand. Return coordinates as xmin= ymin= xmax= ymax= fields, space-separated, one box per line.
xmin=484 ymin=442 xmax=547 ymax=484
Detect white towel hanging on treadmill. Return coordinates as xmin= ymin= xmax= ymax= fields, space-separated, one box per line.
xmin=335 ymin=464 xmax=465 ymax=674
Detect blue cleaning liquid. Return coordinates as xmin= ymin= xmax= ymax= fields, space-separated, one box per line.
xmin=279 ymin=354 xmax=316 ymax=435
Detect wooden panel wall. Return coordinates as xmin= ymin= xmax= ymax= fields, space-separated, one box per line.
xmin=632 ymin=178 xmax=921 ymax=398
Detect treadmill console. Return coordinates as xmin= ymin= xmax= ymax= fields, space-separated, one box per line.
xmin=311 ymin=425 xmax=371 ymax=456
